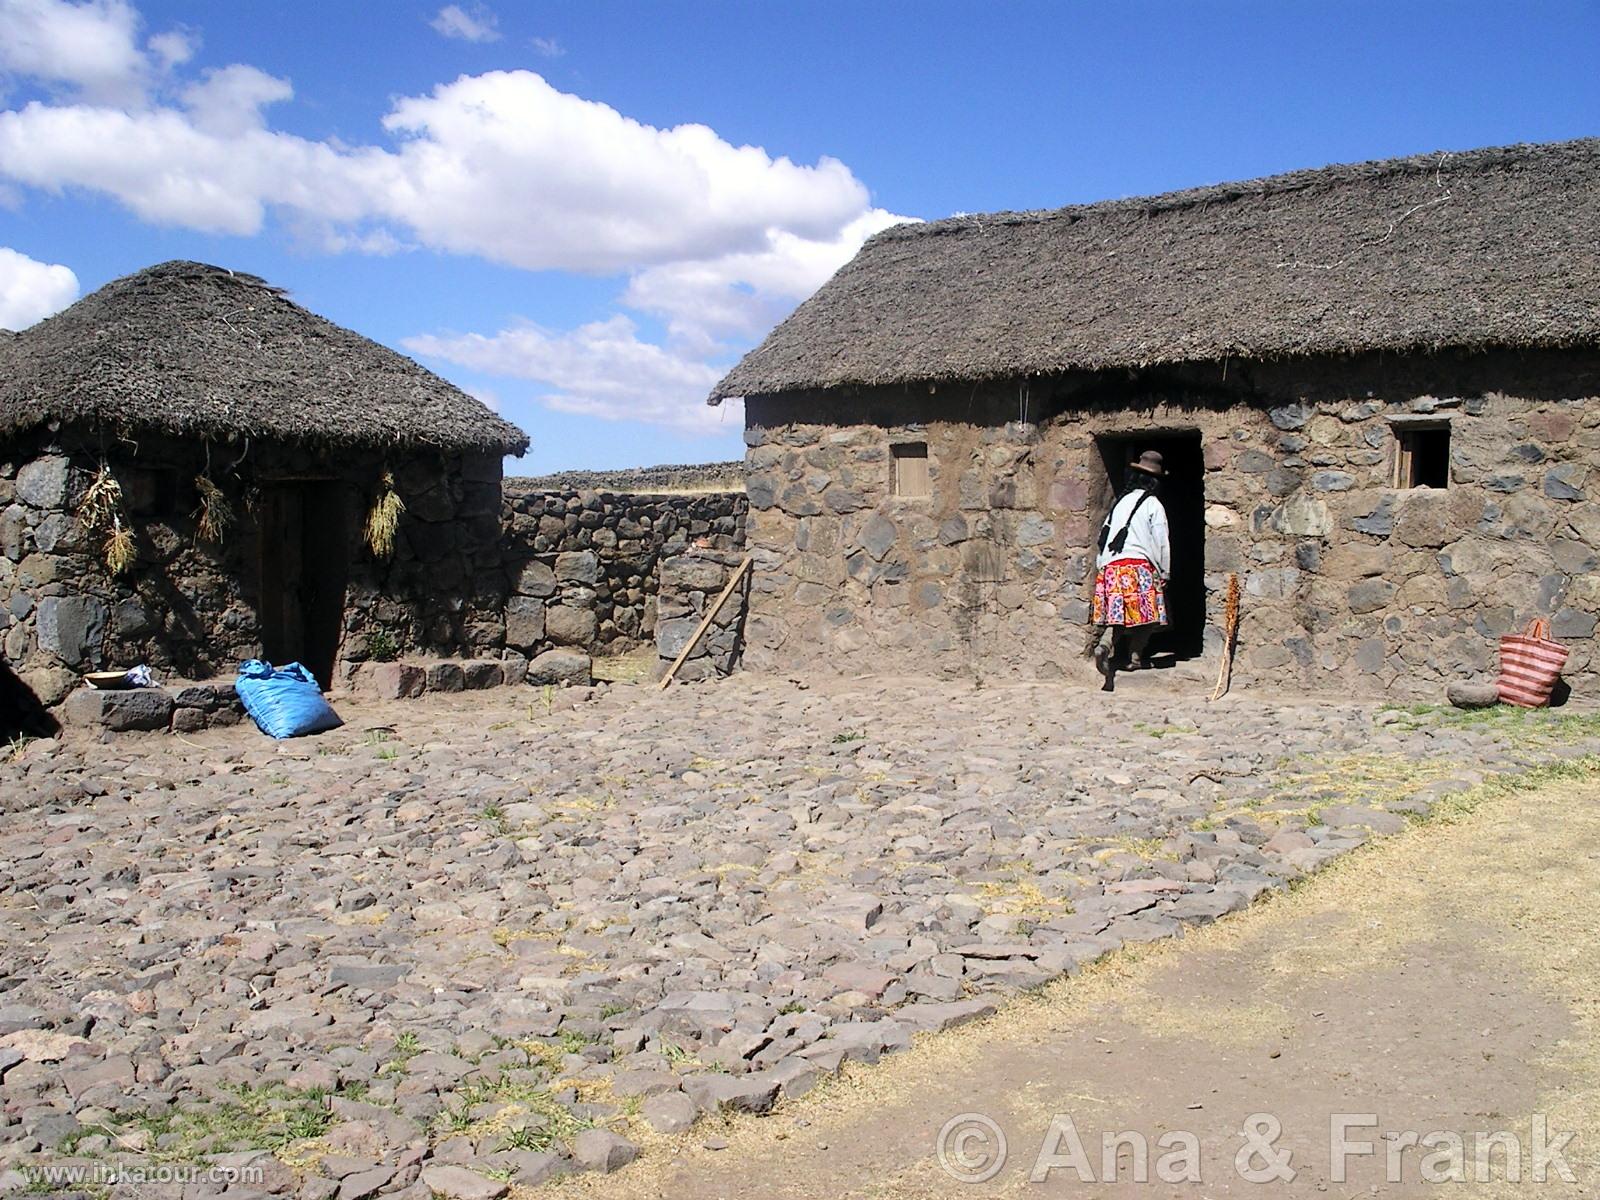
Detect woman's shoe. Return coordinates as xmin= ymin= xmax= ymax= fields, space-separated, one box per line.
xmin=1093 ymin=643 xmax=1111 ymax=678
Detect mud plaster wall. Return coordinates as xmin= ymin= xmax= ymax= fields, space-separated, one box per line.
xmin=739 ymin=348 xmax=1600 ymax=699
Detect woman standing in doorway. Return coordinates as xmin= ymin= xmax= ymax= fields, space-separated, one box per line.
xmin=1084 ymin=450 xmax=1170 ymax=684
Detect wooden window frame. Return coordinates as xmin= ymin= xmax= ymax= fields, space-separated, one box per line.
xmin=891 ymin=441 xmax=931 ymax=499
xmin=1390 ymin=419 xmax=1451 ymax=489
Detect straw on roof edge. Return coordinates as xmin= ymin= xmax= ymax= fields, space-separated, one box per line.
xmin=1 ymin=261 xmax=529 ymax=455
xmin=711 ymin=137 xmax=1600 ymax=403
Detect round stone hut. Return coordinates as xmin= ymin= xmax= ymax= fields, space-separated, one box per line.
xmin=710 ymin=138 xmax=1600 ymax=698
xmin=1 ymin=261 xmax=528 ymax=723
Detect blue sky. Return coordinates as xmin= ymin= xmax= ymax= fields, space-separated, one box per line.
xmin=1 ymin=1 xmax=1595 ymax=475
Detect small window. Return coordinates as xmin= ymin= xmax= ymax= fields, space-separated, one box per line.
xmin=1394 ymin=424 xmax=1450 ymax=489
xmin=891 ymin=442 xmax=931 ymax=498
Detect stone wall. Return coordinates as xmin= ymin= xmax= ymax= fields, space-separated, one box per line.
xmin=740 ymin=348 xmax=1600 ymax=699
xmin=344 ymin=449 xmax=511 ymax=663
xmin=508 ymin=461 xmax=744 ymax=493
xmin=1 ymin=425 xmax=509 ymax=707
xmin=499 ymin=487 xmax=746 ymax=663
xmin=654 ymin=548 xmax=751 ymax=683
xmin=0 ymin=421 xmax=752 ymax=716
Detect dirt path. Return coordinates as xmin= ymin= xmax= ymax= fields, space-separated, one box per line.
xmin=568 ymin=772 xmax=1600 ymax=1198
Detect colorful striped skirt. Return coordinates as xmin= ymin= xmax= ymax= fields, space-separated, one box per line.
xmin=1091 ymin=558 xmax=1168 ymax=628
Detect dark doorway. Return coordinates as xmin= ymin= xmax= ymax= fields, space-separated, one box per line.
xmin=1 ymin=659 xmax=60 ymax=740
xmin=258 ymin=480 xmax=352 ymax=689
xmin=1094 ymin=431 xmax=1206 ymax=661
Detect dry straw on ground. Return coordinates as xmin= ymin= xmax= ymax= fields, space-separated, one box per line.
xmin=565 ymin=757 xmax=1600 ymax=1200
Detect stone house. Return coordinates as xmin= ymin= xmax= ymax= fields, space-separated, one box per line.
xmin=1 ymin=261 xmax=528 ymax=723
xmin=709 ymin=139 xmax=1600 ymax=697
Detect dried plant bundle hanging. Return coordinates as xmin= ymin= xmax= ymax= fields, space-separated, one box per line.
xmin=77 ymin=463 xmax=136 ymax=576
xmin=104 ymin=517 xmax=136 ymax=575
xmin=365 ymin=471 xmax=405 ymax=559
xmin=193 ymin=473 xmax=234 ymax=543
xmin=77 ymin=463 xmax=121 ymax=531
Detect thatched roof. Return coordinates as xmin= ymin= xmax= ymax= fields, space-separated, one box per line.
xmin=1 ymin=261 xmax=528 ymax=454
xmin=711 ymin=138 xmax=1600 ymax=402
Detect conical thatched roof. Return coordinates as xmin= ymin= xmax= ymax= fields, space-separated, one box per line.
xmin=711 ymin=138 xmax=1600 ymax=402
xmin=1 ymin=261 xmax=529 ymax=454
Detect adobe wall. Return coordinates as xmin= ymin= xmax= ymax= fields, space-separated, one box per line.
xmin=740 ymin=348 xmax=1600 ymax=699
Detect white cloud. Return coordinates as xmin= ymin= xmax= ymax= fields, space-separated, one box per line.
xmin=0 ymin=246 xmax=78 ymax=329
xmin=146 ymin=27 xmax=195 ymax=70
xmin=0 ymin=100 xmax=381 ymax=233
xmin=403 ymin=197 xmax=911 ymax=431
xmin=181 ymin=64 xmax=291 ymax=136
xmin=0 ymin=8 xmax=916 ymax=432
xmin=0 ymin=0 xmax=147 ymax=103
xmin=311 ymin=224 xmax=407 ymax=256
xmin=0 ymin=68 xmax=879 ymax=272
xmin=402 ymin=205 xmax=916 ymax=433
xmin=529 ymin=36 xmax=562 ymax=58
xmin=430 ymin=4 xmax=499 ymax=43
xmin=623 ymin=207 xmax=909 ymax=350
xmin=405 ymin=316 xmax=737 ymax=435
xmin=373 ymin=71 xmax=872 ymax=273
xmin=0 ymin=0 xmax=192 ymax=104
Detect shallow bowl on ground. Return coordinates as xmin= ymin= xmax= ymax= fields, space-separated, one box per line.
xmin=83 ymin=671 xmax=131 ymax=690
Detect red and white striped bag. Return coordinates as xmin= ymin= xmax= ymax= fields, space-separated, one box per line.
xmin=1497 ymin=618 xmax=1569 ymax=708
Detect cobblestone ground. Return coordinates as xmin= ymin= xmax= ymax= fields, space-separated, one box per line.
xmin=2 ymin=675 xmax=1598 ymax=1198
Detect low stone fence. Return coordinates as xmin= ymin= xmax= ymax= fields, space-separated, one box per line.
xmin=61 ymin=648 xmax=599 ymax=736
xmin=507 ymin=462 xmax=744 ymax=494
xmin=350 ymin=650 xmax=592 ymax=698
xmin=500 ymin=488 xmax=746 ymax=666
xmin=62 ymin=681 xmax=244 ymax=734
xmin=654 ymin=548 xmax=752 ymax=683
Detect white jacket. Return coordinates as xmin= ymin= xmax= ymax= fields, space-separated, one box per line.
xmin=1095 ymin=489 xmax=1170 ymax=579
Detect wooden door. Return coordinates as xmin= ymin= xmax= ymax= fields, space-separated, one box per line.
xmin=257 ymin=481 xmax=351 ymax=688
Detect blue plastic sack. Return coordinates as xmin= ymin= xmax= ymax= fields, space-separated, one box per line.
xmin=235 ymin=660 xmax=343 ymax=739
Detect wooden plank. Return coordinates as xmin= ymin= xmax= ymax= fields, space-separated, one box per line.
xmin=1393 ymin=432 xmax=1414 ymax=488
xmin=893 ymin=450 xmax=930 ymax=497
xmin=657 ymin=555 xmax=753 ymax=690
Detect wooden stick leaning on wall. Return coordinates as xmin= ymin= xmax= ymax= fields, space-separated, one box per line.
xmin=1209 ymin=572 xmax=1241 ymax=702
xmin=657 ymin=554 xmax=754 ymax=690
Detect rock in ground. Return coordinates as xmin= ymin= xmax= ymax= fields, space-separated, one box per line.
xmin=572 ymin=1128 xmax=639 ymax=1173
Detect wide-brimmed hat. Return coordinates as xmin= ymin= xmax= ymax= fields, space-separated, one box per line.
xmin=1129 ymin=450 xmax=1165 ymax=476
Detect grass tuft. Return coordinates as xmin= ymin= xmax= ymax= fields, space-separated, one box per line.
xmin=78 ymin=1081 xmax=350 ymax=1163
